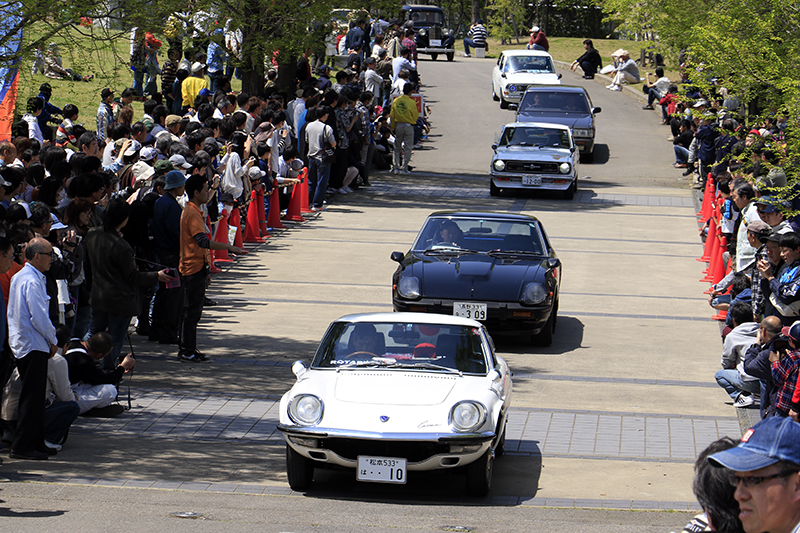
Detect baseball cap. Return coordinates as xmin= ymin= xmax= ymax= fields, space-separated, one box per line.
xmin=767 ymin=230 xmax=783 ymax=242
xmin=530 ymin=25 xmax=539 ymax=32
xmin=139 ymin=147 xmax=158 ymax=162
xmin=154 ymin=159 xmax=174 ymax=174
xmin=168 ymin=154 xmax=192 ymax=170
xmin=782 ymin=321 xmax=800 ymax=342
xmin=708 ymin=417 xmax=800 ymax=471
xmin=164 ymin=170 xmax=187 ymax=190
xmin=101 ymin=88 xmax=114 ymax=99
xmin=123 ymin=139 xmax=141 ymax=156
xmin=165 ymin=115 xmax=182 ymax=127
xmin=198 ymin=88 xmax=212 ymax=97
xmin=248 ymin=167 xmax=266 ymax=181
xmin=131 ymin=161 xmax=155 ymax=183
xmin=756 ymin=196 xmax=789 ymax=213
xmin=746 ymin=219 xmax=772 ymax=239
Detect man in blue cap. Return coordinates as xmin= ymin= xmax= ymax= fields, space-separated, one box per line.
xmin=708 ymin=417 xmax=800 ymax=533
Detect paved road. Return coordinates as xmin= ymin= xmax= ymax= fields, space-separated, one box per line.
xmin=0 ymin=55 xmax=730 ymax=531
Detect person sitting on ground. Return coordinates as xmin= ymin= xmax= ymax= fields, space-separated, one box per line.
xmin=715 ymin=301 xmax=761 ymax=407
xmin=672 ymin=119 xmax=695 ymax=168
xmin=43 ymin=43 xmax=92 ymax=82
xmin=606 ymin=50 xmax=639 ymax=92
xmin=526 ymin=26 xmax=548 ymax=51
xmin=708 ymin=417 xmax=800 ymax=533
xmin=743 ymin=315 xmax=784 ymax=418
xmin=758 ymin=232 xmax=800 ymax=326
xmin=641 ymin=67 xmax=670 ymax=110
xmin=63 ymin=331 xmax=133 ymax=417
xmin=570 ymin=39 xmax=602 ymax=79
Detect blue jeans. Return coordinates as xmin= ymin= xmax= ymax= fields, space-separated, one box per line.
xmin=463 ymin=38 xmax=484 ymax=55
xmin=132 ymin=68 xmax=145 ymax=96
xmin=647 ymin=87 xmax=664 ymax=106
xmin=90 ymin=310 xmax=132 ymax=370
xmin=674 ymin=145 xmax=690 ymax=165
xmin=45 ymin=400 xmax=80 ymax=444
xmin=715 ymin=369 xmax=760 ymax=400
xmin=308 ymin=157 xmax=331 ymax=208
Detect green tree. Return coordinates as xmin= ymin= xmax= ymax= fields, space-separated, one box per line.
xmin=486 ymin=0 xmax=526 ymax=45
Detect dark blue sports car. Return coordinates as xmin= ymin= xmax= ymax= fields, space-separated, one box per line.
xmin=391 ymin=212 xmax=561 ymax=345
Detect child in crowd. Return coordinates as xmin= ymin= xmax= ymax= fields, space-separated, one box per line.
xmin=55 ymin=104 xmax=80 ymax=148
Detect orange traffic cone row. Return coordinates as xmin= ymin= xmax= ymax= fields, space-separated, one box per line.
xmin=256 ymin=187 xmax=268 ymax=235
xmin=701 ymin=230 xmax=722 ymax=283
xmin=244 ymin=190 xmax=265 ymax=243
xmin=213 ymin=208 xmax=233 ymax=264
xmin=228 ymin=204 xmax=247 ymax=252
xmin=298 ymin=168 xmax=312 ymax=213
xmin=282 ymin=180 xmax=305 ymax=222
xmin=697 ymin=175 xmax=714 ymax=219
xmin=710 ymin=236 xmax=728 ymax=285
xmin=267 ymin=186 xmax=286 ymax=229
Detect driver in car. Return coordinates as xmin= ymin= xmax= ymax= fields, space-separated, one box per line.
xmin=349 ymin=323 xmax=382 ymax=356
xmin=438 ymin=220 xmax=464 ymax=246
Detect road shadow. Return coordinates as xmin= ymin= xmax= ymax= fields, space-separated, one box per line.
xmin=0 ymin=508 xmax=66 ymax=518
xmin=494 ymin=316 xmax=585 ymax=358
xmin=583 ymin=143 xmax=609 ymax=165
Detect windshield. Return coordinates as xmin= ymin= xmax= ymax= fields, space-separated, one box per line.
xmin=407 ymin=10 xmax=444 ymax=26
xmin=313 ymin=321 xmax=488 ymax=374
xmin=519 ymin=92 xmax=590 ymax=114
xmin=413 ymin=217 xmax=546 ymax=254
xmin=505 ymin=55 xmax=554 ymax=74
xmin=499 ymin=126 xmax=570 ymax=148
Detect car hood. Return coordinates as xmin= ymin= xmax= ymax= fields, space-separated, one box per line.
xmin=412 ymin=253 xmax=542 ymax=301
xmin=334 ymin=371 xmax=458 ymax=405
xmin=494 ymin=146 xmax=572 ymax=160
xmin=503 ymin=72 xmax=561 ymax=85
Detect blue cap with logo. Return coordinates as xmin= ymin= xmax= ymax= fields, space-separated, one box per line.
xmin=708 ymin=417 xmax=800 ymax=471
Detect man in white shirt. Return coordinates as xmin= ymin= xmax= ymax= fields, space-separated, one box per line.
xmin=642 ymin=67 xmax=671 ymax=110
xmin=392 ymin=47 xmax=416 ymax=82
xmin=8 ymin=237 xmax=59 ymax=460
xmin=363 ymin=57 xmax=383 ymax=101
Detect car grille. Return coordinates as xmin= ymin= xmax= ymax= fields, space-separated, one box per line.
xmin=321 ymin=437 xmax=450 ymax=462
xmin=428 ymin=26 xmax=442 ymax=40
xmin=504 ymin=161 xmax=560 ymax=173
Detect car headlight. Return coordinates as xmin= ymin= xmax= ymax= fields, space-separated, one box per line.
xmin=521 ymin=282 xmax=546 ymax=305
xmin=450 ymin=401 xmax=486 ymax=432
xmin=418 ymin=28 xmax=427 ymax=37
xmin=397 ymin=276 xmax=421 ymax=299
xmin=573 ymin=128 xmax=594 ymax=138
xmin=289 ymin=394 xmax=323 ymax=426
xmin=559 ymin=163 xmax=570 ymax=174
xmin=493 ymin=159 xmax=505 ymax=171
xmin=507 ymin=85 xmax=517 ymax=93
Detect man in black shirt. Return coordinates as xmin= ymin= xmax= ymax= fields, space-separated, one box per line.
xmin=570 ymin=39 xmax=602 ymax=79
xmin=63 ymin=332 xmax=134 ymax=416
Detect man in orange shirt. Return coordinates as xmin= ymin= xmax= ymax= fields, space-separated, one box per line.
xmin=178 ymin=174 xmax=244 ymax=362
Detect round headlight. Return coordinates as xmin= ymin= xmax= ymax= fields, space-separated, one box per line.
xmin=493 ymin=159 xmax=506 ymax=171
xmin=398 ymin=276 xmax=421 ymax=299
xmin=418 ymin=28 xmax=427 ymax=36
xmin=559 ymin=162 xmax=570 ymax=174
xmin=521 ymin=283 xmax=546 ymax=304
xmin=450 ymin=401 xmax=486 ymax=432
xmin=289 ymin=395 xmax=323 ymax=425
xmin=507 ymin=85 xmax=517 ymax=93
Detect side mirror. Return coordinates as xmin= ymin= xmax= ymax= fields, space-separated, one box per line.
xmin=547 ymin=258 xmax=561 ymax=269
xmin=491 ymin=143 xmax=498 ymax=151
xmin=487 ymin=369 xmax=502 ymax=383
xmin=569 ymin=146 xmax=576 ymax=153
xmin=292 ymin=360 xmax=308 ymax=378
xmin=557 ymin=73 xmax=563 ymax=79
xmin=391 ymin=251 xmax=405 ymax=263
xmin=592 ymin=107 xmax=602 ymax=114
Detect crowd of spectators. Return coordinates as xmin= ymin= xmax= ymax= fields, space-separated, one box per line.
xmin=0 ymin=11 xmax=435 ymax=462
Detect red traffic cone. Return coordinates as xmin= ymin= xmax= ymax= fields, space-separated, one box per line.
xmin=712 ymin=308 xmax=728 ymax=321
xmin=206 ymin=215 xmax=222 ymax=273
xmin=697 ymin=176 xmax=714 ymax=218
xmin=298 ymin=168 xmax=312 ymax=213
xmin=244 ymin=190 xmax=265 ymax=243
xmin=698 ymin=218 xmax=717 ymax=263
xmin=256 ymin=187 xmax=268 ymax=235
xmin=228 ymin=204 xmax=247 ymax=252
xmin=213 ymin=208 xmax=233 ymax=264
xmin=267 ymin=186 xmax=286 ymax=229
xmin=282 ymin=180 xmax=305 ymax=222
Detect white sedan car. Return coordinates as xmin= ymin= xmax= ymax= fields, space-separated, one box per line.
xmin=278 ymin=312 xmax=513 ymax=496
xmin=492 ymin=50 xmax=562 ymax=109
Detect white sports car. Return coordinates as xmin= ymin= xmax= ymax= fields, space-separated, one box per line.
xmin=278 ymin=312 xmax=513 ymax=496
xmin=492 ymin=50 xmax=562 ymax=109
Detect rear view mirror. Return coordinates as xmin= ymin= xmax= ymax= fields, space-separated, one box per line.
xmin=391 ymin=251 xmax=405 ymax=263
xmin=592 ymin=107 xmax=602 ymax=114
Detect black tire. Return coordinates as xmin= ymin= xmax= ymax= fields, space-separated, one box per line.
xmin=532 ymin=310 xmax=554 ymax=346
xmin=563 ymin=180 xmax=576 ymax=200
xmin=431 ymin=53 xmax=438 ymax=61
xmin=499 ymin=97 xmax=509 ymax=110
xmin=496 ymin=422 xmax=506 ymax=457
xmin=446 ymin=52 xmax=454 ymax=61
xmin=286 ymin=444 xmax=314 ymax=491
xmin=490 ymin=180 xmax=500 ymax=196
xmin=465 ymin=448 xmax=493 ymax=496
xmin=492 ymin=84 xmax=500 ymax=102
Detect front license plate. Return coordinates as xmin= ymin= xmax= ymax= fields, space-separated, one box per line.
xmin=357 ymin=456 xmax=407 ymax=484
xmin=430 ymin=39 xmax=442 ymax=47
xmin=453 ymin=302 xmax=488 ymax=320
xmin=522 ymin=175 xmax=542 ymax=186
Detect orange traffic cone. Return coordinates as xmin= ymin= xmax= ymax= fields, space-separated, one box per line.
xmin=701 ymin=230 xmax=722 ymax=283
xmin=698 ymin=218 xmax=717 ymax=263
xmin=709 ymin=236 xmax=728 ymax=285
xmin=228 ymin=204 xmax=247 ymax=252
xmin=298 ymin=168 xmax=312 ymax=213
xmin=697 ymin=175 xmax=714 ymax=218
xmin=267 ymin=186 xmax=286 ymax=229
xmin=256 ymin=187 xmax=268 ymax=235
xmin=282 ymin=181 xmax=305 ymax=222
xmin=213 ymin=208 xmax=233 ymax=264
xmin=244 ymin=190 xmax=265 ymax=243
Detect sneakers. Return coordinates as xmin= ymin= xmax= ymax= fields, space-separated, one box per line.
xmin=682 ymin=168 xmax=695 ymax=177
xmin=464 ymin=53 xmax=471 ymax=58
xmin=338 ymin=187 xmax=349 ymax=194
xmin=178 ymin=350 xmax=208 ymax=363
xmin=398 ymin=169 xmax=411 ymax=175
xmin=642 ymin=105 xmax=654 ymax=110
xmin=734 ymin=394 xmax=756 ymax=408
xmin=609 ymin=85 xmax=622 ymax=91
xmin=44 ymin=440 xmax=62 ymax=451
xmin=605 ymin=84 xmax=615 ymax=89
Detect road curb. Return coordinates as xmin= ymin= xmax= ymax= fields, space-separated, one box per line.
xmin=552 ymin=59 xmax=648 ymax=104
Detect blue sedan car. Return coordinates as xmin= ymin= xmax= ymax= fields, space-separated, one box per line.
xmin=391 ymin=212 xmax=561 ymax=345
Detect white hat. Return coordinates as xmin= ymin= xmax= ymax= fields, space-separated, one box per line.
xmin=131 ymin=161 xmax=155 ymax=183
xmin=50 ymin=213 xmax=67 ymax=230
xmin=139 ymin=147 xmax=158 ymax=162
xmin=530 ymin=26 xmax=539 ymax=33
xmin=191 ymin=62 xmax=206 ymax=73
xmin=248 ymin=167 xmax=266 ymax=180
xmin=123 ymin=140 xmax=142 ymax=156
xmin=168 ymin=154 xmax=192 ymax=169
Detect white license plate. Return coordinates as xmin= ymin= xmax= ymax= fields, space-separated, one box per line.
xmin=522 ymin=175 xmax=542 ymax=186
xmin=453 ymin=302 xmax=488 ymax=321
xmin=430 ymin=39 xmax=442 ymax=47
xmin=357 ymin=456 xmax=407 ymax=484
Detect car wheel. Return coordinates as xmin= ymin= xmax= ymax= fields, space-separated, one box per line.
xmin=492 ymin=84 xmax=500 ymax=102
xmin=465 ymin=448 xmax=493 ymax=497
xmin=499 ymin=97 xmax=509 ymax=110
xmin=489 ymin=180 xmax=501 ymax=196
xmin=286 ymin=444 xmax=314 ymax=491
xmin=446 ymin=52 xmax=454 ymax=61
xmin=563 ymin=181 xmax=576 ymax=200
xmin=431 ymin=53 xmax=438 ymax=61
xmin=531 ymin=311 xmax=554 ymax=347
xmin=495 ymin=421 xmax=506 ymax=457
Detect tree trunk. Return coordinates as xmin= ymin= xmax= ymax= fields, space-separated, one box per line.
xmin=471 ymin=0 xmax=481 ymax=23
xmin=276 ymin=56 xmax=297 ymax=96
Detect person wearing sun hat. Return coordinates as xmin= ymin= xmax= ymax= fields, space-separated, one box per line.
xmin=707 ymin=417 xmax=800 ymax=533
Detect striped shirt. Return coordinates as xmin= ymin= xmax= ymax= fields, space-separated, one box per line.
xmin=468 ymin=24 xmax=488 ymax=47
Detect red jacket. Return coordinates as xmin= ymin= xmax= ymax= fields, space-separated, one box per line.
xmin=659 ymin=93 xmax=678 ymax=115
xmin=528 ymin=32 xmax=549 ymax=51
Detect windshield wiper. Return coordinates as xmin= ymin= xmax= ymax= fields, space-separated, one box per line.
xmin=336 ymin=359 xmax=397 ymax=370
xmin=424 ymin=248 xmax=480 ymax=256
xmin=392 ymin=362 xmax=462 ymax=375
xmin=488 ymin=249 xmax=540 ymax=257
